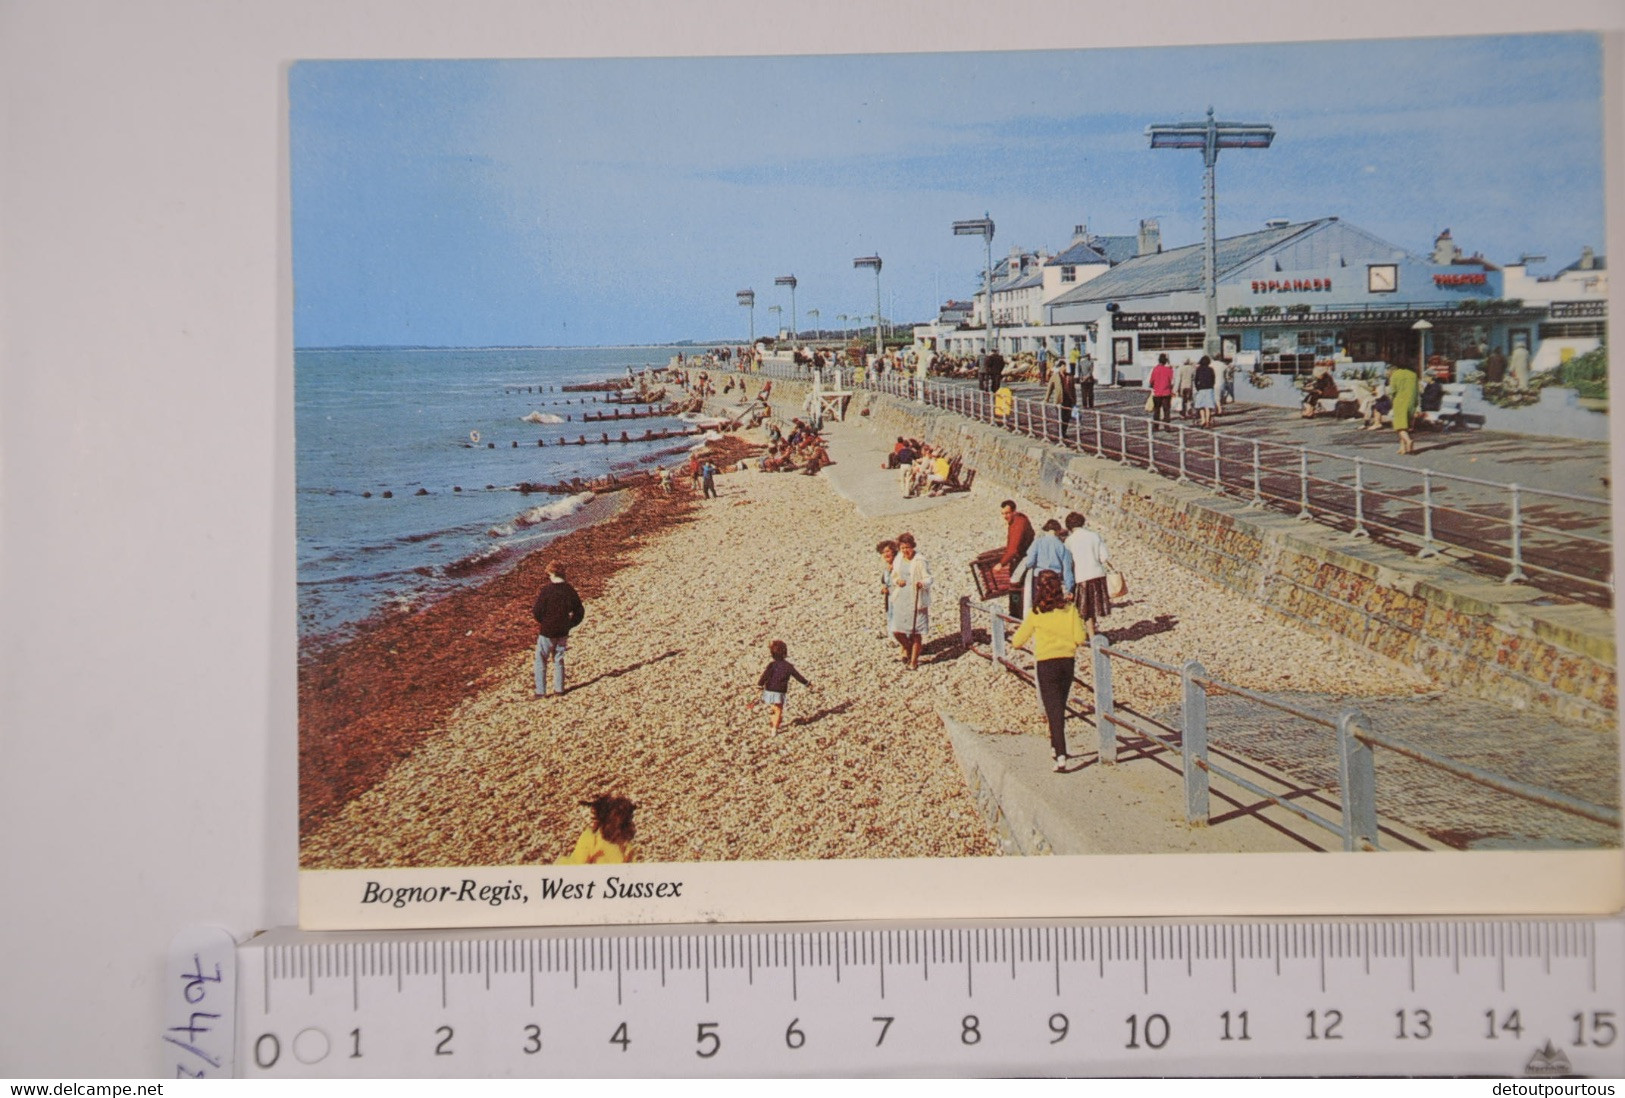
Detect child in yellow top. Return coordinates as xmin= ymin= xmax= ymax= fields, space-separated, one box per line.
xmin=1008 ymin=569 xmax=1089 ymax=771
xmin=556 ymin=795 xmax=637 ymax=864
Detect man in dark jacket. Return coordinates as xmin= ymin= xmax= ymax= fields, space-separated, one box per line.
xmin=532 ymin=560 xmax=585 ymax=697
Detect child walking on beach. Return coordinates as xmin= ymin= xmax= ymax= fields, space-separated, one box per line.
xmin=747 ymin=639 xmax=811 ymax=733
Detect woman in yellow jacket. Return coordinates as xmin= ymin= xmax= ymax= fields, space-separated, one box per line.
xmin=556 ymin=795 xmax=637 ymax=864
xmin=1009 ymin=569 xmax=1089 ymax=771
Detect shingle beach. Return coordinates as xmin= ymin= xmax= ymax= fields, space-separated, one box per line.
xmin=299 ymin=416 xmax=1432 ymax=868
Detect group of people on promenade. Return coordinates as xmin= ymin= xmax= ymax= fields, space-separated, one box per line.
xmin=1147 ymin=353 xmax=1222 ymax=430
xmin=1299 ymin=359 xmax=1441 ymax=456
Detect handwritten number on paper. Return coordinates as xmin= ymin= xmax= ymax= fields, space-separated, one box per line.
xmin=181 ymin=955 xmax=223 ymax=1005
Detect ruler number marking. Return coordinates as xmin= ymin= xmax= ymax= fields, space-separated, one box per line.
xmin=434 ymin=1025 xmax=454 ymax=1056
xmin=872 ymin=1016 xmax=894 ymax=1047
xmin=1220 ymin=1010 xmax=1250 ymax=1041
xmin=1125 ymin=1014 xmax=1170 ymax=1051
xmin=1486 ymin=1009 xmax=1524 ymax=1039
xmin=785 ymin=1018 xmax=806 ymax=1049
xmin=960 ymin=1014 xmax=981 ymax=1046
xmin=523 ymin=1024 xmax=542 ymax=1055
xmin=1048 ymin=1012 xmax=1069 ymax=1044
xmin=695 ymin=1022 xmax=721 ymax=1059
xmin=1305 ymin=1009 xmax=1343 ymax=1040
xmin=349 ymin=1026 xmax=362 ymax=1059
xmin=609 ymin=1021 xmax=630 ymax=1052
xmin=1573 ymin=1011 xmax=1618 ymax=1047
xmin=253 ymin=1033 xmax=280 ymax=1071
xmin=1394 ymin=1009 xmax=1432 ymax=1041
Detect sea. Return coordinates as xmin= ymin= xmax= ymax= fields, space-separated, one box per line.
xmin=296 ymin=345 xmax=706 ymax=642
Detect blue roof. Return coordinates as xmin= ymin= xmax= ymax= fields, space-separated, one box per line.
xmin=997 ymin=269 xmax=1044 ymax=292
xmin=1048 ymin=219 xmax=1335 ymax=306
xmin=1091 ymin=235 xmax=1140 ymax=265
xmin=1046 ymin=239 xmax=1111 ymax=266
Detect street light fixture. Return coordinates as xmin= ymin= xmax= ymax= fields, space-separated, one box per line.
xmin=767 ymin=304 xmax=782 ymax=341
xmin=775 ymin=275 xmax=798 ymax=347
xmin=953 ymin=216 xmax=996 ymax=355
xmin=853 ymin=256 xmax=883 ymax=357
xmin=807 ymin=308 xmax=820 ymax=340
xmin=1148 ymin=107 xmax=1275 ymax=357
xmin=1412 ymin=319 xmax=1433 ymax=376
xmin=736 ymin=289 xmax=755 ymax=345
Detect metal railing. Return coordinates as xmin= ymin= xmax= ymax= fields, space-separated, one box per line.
xmin=957 ymin=597 xmax=1620 ymax=851
xmin=866 ymin=373 xmax=1611 ymax=605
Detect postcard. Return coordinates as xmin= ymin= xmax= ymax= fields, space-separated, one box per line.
xmin=294 ymin=33 xmax=1622 ymax=929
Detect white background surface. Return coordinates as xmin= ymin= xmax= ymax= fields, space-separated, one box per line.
xmin=2 ymin=0 xmax=1623 ymax=1076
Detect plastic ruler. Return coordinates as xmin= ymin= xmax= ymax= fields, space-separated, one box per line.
xmin=188 ymin=918 xmax=1624 ymax=1078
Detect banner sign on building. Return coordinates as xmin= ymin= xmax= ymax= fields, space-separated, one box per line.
xmin=1112 ymin=311 xmax=1202 ymax=331
xmin=1549 ymin=300 xmax=1606 ymax=319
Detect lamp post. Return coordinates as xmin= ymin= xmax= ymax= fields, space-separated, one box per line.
xmin=736 ymin=289 xmax=755 ymax=346
xmin=807 ymin=308 xmax=820 ymax=340
xmin=768 ymin=304 xmax=782 ymax=342
xmin=953 ymin=216 xmax=996 ymax=356
xmin=853 ymin=255 xmax=883 ymax=357
xmin=1412 ymin=319 xmax=1432 ymax=376
xmin=1147 ymin=107 xmax=1275 ymax=357
xmin=775 ymin=275 xmax=798 ymax=347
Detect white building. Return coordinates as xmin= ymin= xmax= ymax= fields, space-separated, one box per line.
xmin=1501 ymin=247 xmax=1608 ymax=373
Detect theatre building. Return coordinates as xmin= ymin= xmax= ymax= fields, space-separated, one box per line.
xmin=1044 ymin=217 xmax=1556 ymax=384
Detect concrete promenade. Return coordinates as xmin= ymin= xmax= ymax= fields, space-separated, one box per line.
xmin=811 ymin=395 xmax=1620 ymax=855
xmin=927 ymin=374 xmax=1614 ymax=607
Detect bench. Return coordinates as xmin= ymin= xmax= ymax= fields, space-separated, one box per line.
xmin=932 ymin=457 xmax=976 ymax=495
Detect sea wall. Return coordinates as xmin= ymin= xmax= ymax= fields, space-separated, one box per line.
xmin=721 ymin=371 xmax=1617 ymax=733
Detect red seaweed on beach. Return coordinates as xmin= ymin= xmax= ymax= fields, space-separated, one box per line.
xmin=296 ymin=436 xmax=760 ymax=848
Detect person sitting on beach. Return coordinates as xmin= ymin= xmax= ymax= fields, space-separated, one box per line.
xmin=801 ymin=443 xmax=831 ymax=475
xmin=925 ymin=453 xmax=951 ymax=495
xmin=556 ymin=795 xmax=637 ymax=864
xmin=655 ymin=464 xmax=671 ymax=493
xmin=746 ymin=639 xmax=812 ymax=733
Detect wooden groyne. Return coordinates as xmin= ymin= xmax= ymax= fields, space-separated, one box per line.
xmin=580 ymin=404 xmax=678 ymax=423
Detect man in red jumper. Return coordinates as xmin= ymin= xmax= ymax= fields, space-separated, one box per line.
xmin=997 ymin=499 xmax=1035 ymax=618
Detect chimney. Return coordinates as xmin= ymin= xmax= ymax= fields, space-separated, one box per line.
xmin=1580 ymin=246 xmax=1596 ymax=270
xmin=1137 ymin=218 xmax=1161 ymax=256
xmin=1073 ymin=222 xmax=1089 ymax=243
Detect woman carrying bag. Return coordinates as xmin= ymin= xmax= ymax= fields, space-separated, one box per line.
xmin=1063 ymin=511 xmax=1115 ymax=632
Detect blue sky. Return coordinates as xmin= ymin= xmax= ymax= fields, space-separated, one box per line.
xmin=290 ymin=34 xmax=1607 ymax=347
